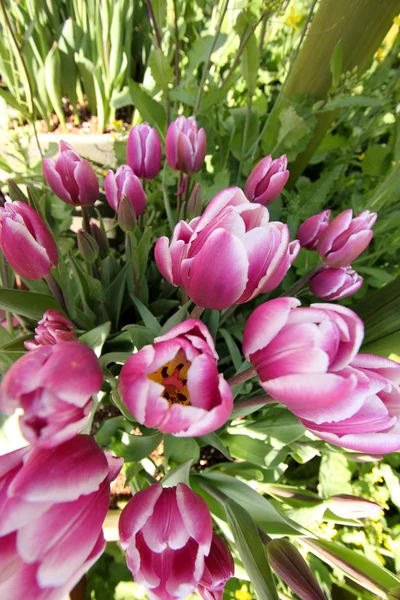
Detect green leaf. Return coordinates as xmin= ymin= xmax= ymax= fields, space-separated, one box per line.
xmin=219 ymin=328 xmax=243 ymax=371
xmin=95 ymin=416 xmax=128 ymax=447
xmin=185 ymin=34 xmax=227 ymax=77
xmin=79 ymin=322 xmax=111 ymax=357
xmin=44 ymin=43 xmax=65 ymax=130
xmin=123 ymin=324 xmax=155 ymax=349
xmin=323 ymin=95 xmax=388 ymax=110
xmin=319 ymin=453 xmax=352 ymax=498
xmin=103 ymin=265 xmax=127 ymax=328
xmin=236 ymin=12 xmax=259 ymax=97
xmin=160 ymin=301 xmax=191 ymax=335
xmin=0 ymin=289 xmax=61 ymax=319
xmin=112 ymin=430 xmax=163 ymax=462
xmin=163 ymin=459 xmax=194 ymax=487
xmin=225 ymin=499 xmax=279 ymax=600
xmin=275 ymin=105 xmax=314 ymax=161
xmin=149 ymin=48 xmax=174 ymax=95
xmin=128 ymin=80 xmax=166 ymax=134
xmin=330 ymin=40 xmax=343 ymax=90
xmin=198 ymin=432 xmax=232 ymax=461
xmin=130 ymin=296 xmax=161 ymax=335
xmin=164 ymin=435 xmax=200 ymax=465
xmin=362 ymin=145 xmax=392 ymax=177
xmin=0 ymin=88 xmax=30 ymax=119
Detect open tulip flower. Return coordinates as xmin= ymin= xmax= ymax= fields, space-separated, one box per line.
xmin=0 ymin=201 xmax=58 ymax=280
xmin=155 ymin=187 xmax=299 ymax=309
xmin=119 ymin=319 xmax=233 ymax=436
xmin=42 ymin=141 xmax=99 ymax=206
xmin=0 ymin=435 xmax=122 ymax=600
xmin=24 ymin=309 xmax=77 ymax=350
xmin=0 ymin=342 xmax=103 ymax=448
xmin=119 ymin=483 xmax=214 ymax=599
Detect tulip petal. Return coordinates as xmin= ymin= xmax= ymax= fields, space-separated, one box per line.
xmin=119 ymin=485 xmax=163 ymax=548
xmin=74 ymin=159 xmax=99 ymax=206
xmin=42 ymin=159 xmax=74 ymax=205
xmin=176 ymin=483 xmax=212 ymax=554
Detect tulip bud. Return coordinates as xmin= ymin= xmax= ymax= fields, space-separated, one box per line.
xmin=104 ymin=165 xmax=146 ymax=217
xmin=0 ymin=200 xmax=58 ymax=279
xmin=297 ymin=210 xmax=331 ymax=250
xmin=127 ymin=122 xmax=162 ymax=179
xmin=309 ymin=266 xmax=363 ymax=300
xmin=165 ymin=115 xmax=207 ymax=174
xmin=186 ymin=182 xmax=202 ymax=218
xmin=198 ymin=533 xmax=234 ymax=600
xmin=77 ymin=229 xmax=99 ymax=263
xmin=267 ymin=539 xmax=326 ymax=600
xmin=91 ymin=222 xmax=109 ymax=257
xmin=244 ymin=154 xmax=289 ymax=206
xmin=42 ymin=141 xmax=99 ymax=206
xmin=317 ymin=209 xmax=377 ymax=267
xmin=118 ymin=194 xmax=137 ymax=233
xmin=327 ymin=494 xmax=383 ymax=519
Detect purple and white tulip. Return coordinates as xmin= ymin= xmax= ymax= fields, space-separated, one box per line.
xmin=0 ymin=201 xmax=58 ymax=280
xmin=127 ymin=123 xmax=162 ymax=179
xmin=309 ymin=266 xmax=364 ymax=301
xmin=24 ymin=309 xmax=77 ymax=350
xmin=42 ymin=141 xmax=99 ymax=206
xmin=297 ymin=210 xmax=331 ymax=250
xmin=244 ymin=154 xmax=289 ymax=206
xmin=0 ymin=342 xmax=103 ymax=448
xmin=165 ymin=116 xmax=207 ymax=174
xmin=0 ymin=435 xmax=122 ymax=600
xmin=119 ymin=483 xmax=213 ymax=600
xmin=119 ymin=319 xmax=233 ymax=437
xmin=198 ymin=533 xmax=235 ymax=600
xmin=155 ymin=187 xmax=299 ymax=310
xmin=104 ymin=164 xmax=146 ymax=217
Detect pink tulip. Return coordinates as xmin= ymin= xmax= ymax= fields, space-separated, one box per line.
xmin=309 ymin=266 xmax=363 ymax=300
xmin=104 ymin=164 xmax=146 ymax=217
xmin=0 ymin=342 xmax=103 ymax=448
xmin=297 ymin=210 xmax=331 ymax=250
xmin=317 ymin=209 xmax=377 ymax=267
xmin=119 ymin=319 xmax=233 ymax=437
xmin=127 ymin=122 xmax=162 ymax=179
xmin=24 ymin=309 xmax=77 ymax=350
xmin=155 ymin=187 xmax=299 ymax=310
xmin=119 ymin=483 xmax=213 ymax=599
xmin=0 ymin=201 xmax=58 ymax=280
xmin=243 ymin=298 xmax=364 ymax=423
xmin=197 ymin=533 xmax=234 ymax=600
xmin=244 ymin=154 xmax=289 ymax=206
xmin=0 ymin=435 xmax=123 ymax=600
xmin=165 ymin=116 xmax=207 ymax=174
xmin=42 ymin=141 xmax=99 ymax=206
xmin=302 ymin=354 xmax=400 ymax=454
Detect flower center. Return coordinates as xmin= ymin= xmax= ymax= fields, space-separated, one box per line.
xmin=148 ymin=351 xmax=191 ymax=407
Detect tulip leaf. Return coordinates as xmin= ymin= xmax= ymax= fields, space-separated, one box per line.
xmin=79 ymin=322 xmax=111 ymax=357
xmin=163 ymin=459 xmax=193 ymax=488
xmin=149 ymin=48 xmax=174 ymax=96
xmin=130 ymin=296 xmax=161 ymax=335
xmin=225 ymin=499 xmax=279 ymax=600
xmin=0 ymin=289 xmax=61 ymax=320
xmin=198 ymin=432 xmax=232 ymax=461
xmin=95 ymin=416 xmax=128 ymax=447
xmin=103 ymin=265 xmax=128 ymax=328
xmin=112 ymin=430 xmax=163 ymax=463
xmin=160 ymin=301 xmax=192 ymax=335
xmin=128 ymin=80 xmax=166 ymax=135
xmin=164 ymin=435 xmax=200 ymax=465
xmin=219 ymin=328 xmax=243 ymax=371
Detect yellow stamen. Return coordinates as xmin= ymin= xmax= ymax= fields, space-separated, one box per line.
xmin=148 ymin=351 xmax=191 ymax=407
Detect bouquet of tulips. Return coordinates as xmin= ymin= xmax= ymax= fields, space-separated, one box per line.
xmin=0 ymin=115 xmax=398 ymax=600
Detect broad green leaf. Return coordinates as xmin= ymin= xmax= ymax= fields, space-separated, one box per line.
xmin=112 ymin=430 xmax=163 ymax=462
xmin=0 ymin=289 xmax=61 ymax=319
xmin=95 ymin=416 xmax=128 ymax=447
xmin=149 ymin=48 xmax=174 ymax=95
xmin=244 ymin=406 xmax=306 ymax=445
xmin=103 ymin=265 xmax=128 ymax=328
xmin=128 ymin=80 xmax=166 ymax=134
xmin=185 ymin=34 xmax=227 ymax=77
xmin=123 ymin=324 xmax=155 ymax=350
xmin=362 ymin=145 xmax=392 ymax=177
xmin=160 ymin=301 xmax=191 ymax=335
xmin=330 ymin=40 xmax=343 ymax=90
xmin=225 ymin=499 xmax=279 ymax=600
xmin=236 ymin=12 xmax=259 ymax=97
xmin=319 ymin=453 xmax=352 ymax=498
xmin=164 ymin=435 xmax=200 ymax=465
xmin=79 ymin=322 xmax=111 ymax=357
xmin=219 ymin=328 xmax=243 ymax=371
xmin=163 ymin=459 xmax=193 ymax=487
xmin=130 ymin=296 xmax=161 ymax=335
xmin=198 ymin=432 xmax=232 ymax=461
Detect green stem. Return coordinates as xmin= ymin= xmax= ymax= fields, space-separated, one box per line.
xmin=162 ymin=164 xmax=175 ymax=232
xmin=44 ymin=273 xmax=67 ymax=313
xmin=189 ymin=304 xmax=205 ymax=320
xmin=281 ymin=264 xmax=323 ymax=297
xmin=182 ymin=175 xmax=191 ymax=220
xmin=227 ymin=367 xmax=257 ymax=387
xmin=81 ymin=206 xmax=92 ymax=236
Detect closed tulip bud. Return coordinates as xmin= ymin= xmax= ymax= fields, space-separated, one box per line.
xmin=327 ymin=494 xmax=383 ymax=519
xmin=118 ymin=194 xmax=137 ymax=233
xmin=91 ymin=222 xmax=109 ymax=257
xmin=267 ymin=539 xmax=326 ymax=600
xmin=77 ymin=229 xmax=99 ymax=263
xmin=0 ymin=342 xmax=103 ymax=448
xmin=42 ymin=141 xmax=99 ymax=206
xmin=119 ymin=483 xmax=213 ymax=599
xmin=310 ymin=266 xmax=363 ymax=300
xmin=0 ymin=200 xmax=58 ymax=279
xmin=105 ymin=165 xmax=146 ymax=217
xmin=297 ymin=210 xmax=331 ymax=250
xmin=166 ymin=115 xmax=207 ymax=174
xmin=244 ymin=154 xmax=289 ymax=206
xmin=186 ymin=182 xmax=202 ymax=218
xmin=198 ymin=533 xmax=234 ymax=600
xmin=317 ymin=209 xmax=377 ymax=267
xmin=127 ymin=122 xmax=162 ymax=179
xmin=0 ymin=436 xmax=123 ymax=600
xmin=24 ymin=309 xmax=77 ymax=350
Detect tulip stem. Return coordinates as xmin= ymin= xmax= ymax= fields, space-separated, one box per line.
xmin=189 ymin=305 xmax=205 ymax=320
xmin=281 ymin=264 xmax=324 ymax=297
xmin=227 ymin=367 xmax=257 ymax=387
xmin=81 ymin=206 xmax=92 ymax=236
xmin=182 ymin=175 xmax=191 ymax=219
xmin=45 ymin=274 xmax=67 ymax=313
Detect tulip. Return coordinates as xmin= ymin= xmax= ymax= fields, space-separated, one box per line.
xmin=267 ymin=539 xmax=326 ymax=600
xmin=243 ymin=298 xmax=364 ymax=422
xmin=327 ymin=494 xmax=383 ymax=519
xmin=155 ymin=187 xmax=299 ymax=310
xmin=77 ymin=229 xmax=99 ymax=263
xmin=302 ymin=353 xmax=400 ymax=454
xmin=0 ymin=342 xmax=103 ymax=448
xmin=244 ymin=154 xmax=289 ymax=206
xmin=24 ymin=309 xmax=77 ymax=350
xmin=119 ymin=483 xmax=213 ymax=599
xmin=165 ymin=115 xmax=207 ymax=174
xmin=317 ymin=209 xmax=377 ymax=267
xmin=197 ymin=533 xmax=234 ymax=600
xmin=0 ymin=435 xmax=123 ymax=600
xmin=117 ymin=194 xmax=137 ymax=233
xmin=309 ymin=265 xmax=363 ymax=300
xmin=119 ymin=319 xmax=233 ymax=437
xmin=104 ymin=164 xmax=146 ymax=217
xmin=0 ymin=201 xmax=58 ymax=280
xmin=42 ymin=141 xmax=99 ymax=206
xmin=91 ymin=222 xmax=109 ymax=257
xmin=127 ymin=122 xmax=162 ymax=179
xmin=297 ymin=210 xmax=331 ymax=250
